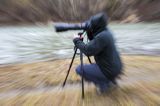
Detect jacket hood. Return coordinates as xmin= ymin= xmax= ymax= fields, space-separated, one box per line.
xmin=90 ymin=13 xmax=108 ymax=34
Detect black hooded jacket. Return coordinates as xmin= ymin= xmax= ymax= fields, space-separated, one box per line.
xmin=73 ymin=13 xmax=122 ymax=80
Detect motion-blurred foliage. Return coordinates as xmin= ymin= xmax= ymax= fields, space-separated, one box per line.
xmin=0 ymin=0 xmax=159 ymax=24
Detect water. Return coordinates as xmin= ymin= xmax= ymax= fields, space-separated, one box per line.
xmin=0 ymin=23 xmax=160 ymax=65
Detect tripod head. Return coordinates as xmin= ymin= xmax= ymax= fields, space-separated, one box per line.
xmin=77 ymin=31 xmax=86 ymax=41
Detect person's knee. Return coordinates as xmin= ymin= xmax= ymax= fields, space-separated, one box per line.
xmin=75 ymin=65 xmax=82 ymax=75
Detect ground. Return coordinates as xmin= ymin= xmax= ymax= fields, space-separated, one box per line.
xmin=0 ymin=55 xmax=159 ymax=106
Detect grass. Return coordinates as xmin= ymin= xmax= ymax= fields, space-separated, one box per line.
xmin=0 ymin=55 xmax=159 ymax=106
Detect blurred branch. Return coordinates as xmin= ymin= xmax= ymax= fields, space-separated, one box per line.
xmin=0 ymin=0 xmax=159 ymax=24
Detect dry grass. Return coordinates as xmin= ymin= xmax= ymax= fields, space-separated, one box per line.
xmin=0 ymin=55 xmax=159 ymax=106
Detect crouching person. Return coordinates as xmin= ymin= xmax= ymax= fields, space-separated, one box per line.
xmin=73 ymin=13 xmax=123 ymax=94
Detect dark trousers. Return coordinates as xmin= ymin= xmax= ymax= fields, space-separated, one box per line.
xmin=76 ymin=63 xmax=110 ymax=90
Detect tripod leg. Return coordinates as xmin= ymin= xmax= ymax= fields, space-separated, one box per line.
xmin=80 ymin=51 xmax=85 ymax=99
xmin=62 ymin=48 xmax=77 ymax=87
xmin=87 ymin=56 xmax=92 ymax=64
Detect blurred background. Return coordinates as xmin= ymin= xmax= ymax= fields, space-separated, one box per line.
xmin=0 ymin=0 xmax=159 ymax=106
xmin=0 ymin=0 xmax=160 ymax=23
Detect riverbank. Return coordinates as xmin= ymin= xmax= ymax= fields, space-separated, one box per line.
xmin=0 ymin=55 xmax=159 ymax=105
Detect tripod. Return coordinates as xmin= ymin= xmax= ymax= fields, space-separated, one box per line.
xmin=62 ymin=32 xmax=91 ymax=99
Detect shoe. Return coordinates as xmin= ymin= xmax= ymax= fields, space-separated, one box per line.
xmin=96 ymin=81 xmax=118 ymax=95
xmin=108 ymin=79 xmax=119 ymax=90
xmin=96 ymin=83 xmax=109 ymax=95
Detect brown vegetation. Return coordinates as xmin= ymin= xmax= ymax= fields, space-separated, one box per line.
xmin=0 ymin=0 xmax=159 ymax=24
xmin=0 ymin=55 xmax=159 ymax=105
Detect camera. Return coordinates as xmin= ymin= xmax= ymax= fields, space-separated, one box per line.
xmin=54 ymin=20 xmax=90 ymax=32
xmin=54 ymin=21 xmax=94 ymax=40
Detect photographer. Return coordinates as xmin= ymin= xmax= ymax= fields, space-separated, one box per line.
xmin=73 ymin=13 xmax=123 ymax=93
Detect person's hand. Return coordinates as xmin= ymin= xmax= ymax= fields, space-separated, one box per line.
xmin=73 ymin=34 xmax=78 ymax=39
xmin=73 ymin=34 xmax=83 ymax=40
xmin=73 ymin=34 xmax=83 ymax=44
